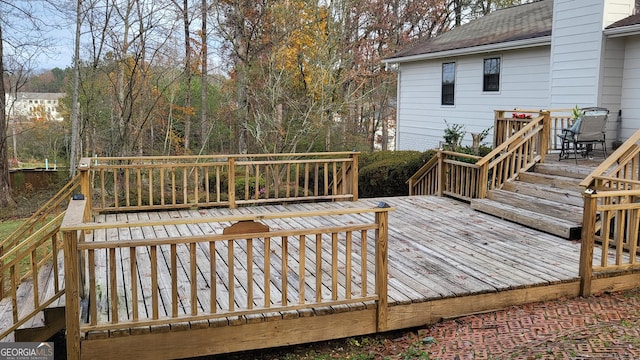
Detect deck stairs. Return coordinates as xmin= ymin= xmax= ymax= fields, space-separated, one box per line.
xmin=470 ymin=162 xmax=594 ymax=239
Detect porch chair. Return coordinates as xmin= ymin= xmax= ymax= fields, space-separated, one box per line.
xmin=558 ymin=107 xmax=609 ymax=164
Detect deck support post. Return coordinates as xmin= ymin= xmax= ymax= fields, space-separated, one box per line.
xmin=437 ymin=150 xmax=444 ymax=197
xmin=539 ymin=111 xmax=551 ymax=162
xmin=375 ymin=211 xmax=389 ymax=332
xmin=63 ymin=229 xmax=81 ymax=360
xmin=579 ymin=192 xmax=597 ymax=296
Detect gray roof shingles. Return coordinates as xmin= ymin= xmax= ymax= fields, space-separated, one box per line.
xmin=387 ymin=0 xmax=553 ymax=60
xmin=606 ymin=13 xmax=640 ymax=29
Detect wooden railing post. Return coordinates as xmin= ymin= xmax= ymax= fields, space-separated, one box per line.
xmin=437 ymin=150 xmax=444 ymax=197
xmin=63 ymin=228 xmax=81 ymax=360
xmin=579 ymin=191 xmax=597 ymax=296
xmin=493 ymin=110 xmax=505 ymax=147
xmin=228 ymin=157 xmax=236 ymax=208
xmin=61 ymin=198 xmax=88 ymax=360
xmin=375 ymin=210 xmax=389 ymax=332
xmin=351 ymin=153 xmax=359 ymax=201
xmin=539 ymin=111 xmax=551 ymax=162
xmin=477 ymin=163 xmax=489 ymax=199
xmin=78 ymin=157 xmax=92 ymax=214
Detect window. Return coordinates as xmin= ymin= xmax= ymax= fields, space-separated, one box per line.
xmin=441 ymin=62 xmax=455 ymax=105
xmin=483 ymin=57 xmax=500 ymax=92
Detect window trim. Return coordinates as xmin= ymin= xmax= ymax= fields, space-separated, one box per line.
xmin=441 ymin=62 xmax=456 ymax=106
xmin=483 ymin=57 xmax=501 ymax=92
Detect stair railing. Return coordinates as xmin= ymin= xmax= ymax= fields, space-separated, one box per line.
xmin=0 ymin=212 xmax=66 ymax=340
xmin=0 ymin=174 xmax=81 ymax=299
xmin=578 ymin=128 xmax=640 ymax=296
xmin=408 ymin=110 xmax=550 ymax=200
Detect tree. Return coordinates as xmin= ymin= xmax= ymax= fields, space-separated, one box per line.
xmin=0 ymin=0 xmax=54 ymax=206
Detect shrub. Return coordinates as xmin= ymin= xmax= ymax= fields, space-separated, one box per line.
xmin=358 ymin=150 xmax=436 ymax=198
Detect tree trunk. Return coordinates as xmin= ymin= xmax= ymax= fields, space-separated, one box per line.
xmin=182 ymin=0 xmax=192 ymax=154
xmin=0 ymin=23 xmax=16 ymax=206
xmin=69 ymin=0 xmax=82 ymax=177
xmin=199 ymin=0 xmax=209 ymax=154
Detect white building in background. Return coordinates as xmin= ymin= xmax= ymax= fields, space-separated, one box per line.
xmin=5 ymin=92 xmax=66 ymax=122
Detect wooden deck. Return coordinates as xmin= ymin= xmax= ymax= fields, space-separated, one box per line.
xmin=3 ymin=194 xmax=639 ymax=359
xmin=70 ymin=195 xmax=639 ymax=359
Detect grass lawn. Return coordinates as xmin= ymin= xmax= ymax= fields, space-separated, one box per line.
xmin=0 ymin=219 xmax=24 ymax=241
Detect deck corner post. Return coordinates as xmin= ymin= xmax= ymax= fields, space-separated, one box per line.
xmin=78 ymin=157 xmax=92 ymax=214
xmin=62 ymin=229 xmax=81 ymax=360
xmin=579 ymin=192 xmax=597 ymax=297
xmin=375 ymin=210 xmax=389 ymax=332
xmin=351 ymin=152 xmax=359 ymax=201
xmin=437 ymin=150 xmax=444 ymax=197
xmin=228 ymin=157 xmax=236 ymax=208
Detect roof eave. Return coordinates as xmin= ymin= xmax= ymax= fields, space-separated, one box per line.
xmin=382 ymin=36 xmax=552 ymax=64
xmin=605 ymin=24 xmax=640 ymax=38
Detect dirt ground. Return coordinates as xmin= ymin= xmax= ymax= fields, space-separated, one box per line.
xmin=205 ymin=287 xmax=640 ymax=360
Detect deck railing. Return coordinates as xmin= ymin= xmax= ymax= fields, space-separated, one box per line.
xmin=0 ymin=212 xmax=66 ymax=341
xmin=0 ymin=174 xmax=80 ymax=298
xmin=579 ymin=129 xmax=640 ymax=296
xmin=60 ymin=199 xmax=392 ymax=359
xmin=409 ymin=110 xmax=550 ymax=199
xmin=494 ymin=109 xmax=572 ymax=151
xmin=80 ymin=152 xmax=359 ymax=213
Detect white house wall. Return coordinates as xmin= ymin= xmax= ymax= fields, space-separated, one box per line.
xmin=549 ymin=0 xmax=606 ymax=108
xmin=396 ymin=47 xmax=550 ymax=151
xmin=600 ymin=36 xmax=625 ymax=143
xmin=621 ymin=35 xmax=640 ymax=139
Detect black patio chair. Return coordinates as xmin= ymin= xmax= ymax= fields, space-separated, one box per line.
xmin=558 ymin=107 xmax=609 ymax=164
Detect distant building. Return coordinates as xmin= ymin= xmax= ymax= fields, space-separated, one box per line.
xmin=5 ymin=92 xmax=66 ymax=122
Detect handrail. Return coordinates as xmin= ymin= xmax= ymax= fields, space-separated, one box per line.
xmin=80 ymin=152 xmax=359 ymax=213
xmin=0 ymin=174 xmax=80 ymax=300
xmin=60 ymin=202 xmax=393 ymax=358
xmin=407 ymin=111 xmax=549 ymax=199
xmin=580 ymin=129 xmax=640 ymax=188
xmin=578 ymin=127 xmax=640 ymax=296
xmin=407 ymin=154 xmax=439 ymax=196
xmin=0 ymin=212 xmax=66 ymax=341
xmin=476 ymin=114 xmax=545 ymax=167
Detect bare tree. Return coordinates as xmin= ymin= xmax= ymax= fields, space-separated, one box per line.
xmin=0 ymin=0 xmax=54 ymax=206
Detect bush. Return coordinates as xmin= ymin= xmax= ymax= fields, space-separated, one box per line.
xmin=358 ymin=150 xmax=436 ymax=198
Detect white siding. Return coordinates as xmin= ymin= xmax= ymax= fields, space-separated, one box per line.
xmin=600 ymin=37 xmax=625 ymax=143
xmin=549 ymin=0 xmax=605 ymax=108
xmin=603 ymin=0 xmax=635 ymax=27
xmin=396 ymin=47 xmax=550 ymax=151
xmin=621 ymin=36 xmax=640 ymax=139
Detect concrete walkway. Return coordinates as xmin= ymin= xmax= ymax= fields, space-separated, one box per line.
xmin=419 ymin=288 xmax=640 ymax=359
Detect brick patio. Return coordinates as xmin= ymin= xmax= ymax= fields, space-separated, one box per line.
xmin=420 ymin=288 xmax=640 ymax=359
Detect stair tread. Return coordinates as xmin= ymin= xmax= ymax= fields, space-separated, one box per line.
xmin=533 ymin=163 xmax=594 ymax=179
xmin=471 ymin=198 xmax=581 ymax=239
xmin=486 ymin=189 xmax=583 ymax=223
xmin=517 ymin=172 xmax=585 ymax=192
xmin=502 ymin=181 xmax=584 ymax=207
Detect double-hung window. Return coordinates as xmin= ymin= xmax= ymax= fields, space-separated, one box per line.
xmin=441 ymin=62 xmax=455 ymax=105
xmin=483 ymin=57 xmax=500 ymax=92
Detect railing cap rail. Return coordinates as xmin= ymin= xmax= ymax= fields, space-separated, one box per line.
xmin=476 ymin=113 xmax=546 ymax=167
xmin=61 ymin=206 xmax=395 ymax=231
xmin=580 ymin=129 xmax=640 ymax=187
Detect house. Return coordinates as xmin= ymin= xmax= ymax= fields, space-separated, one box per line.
xmin=5 ymin=92 xmax=66 ymax=122
xmin=382 ymin=0 xmax=640 ymax=151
